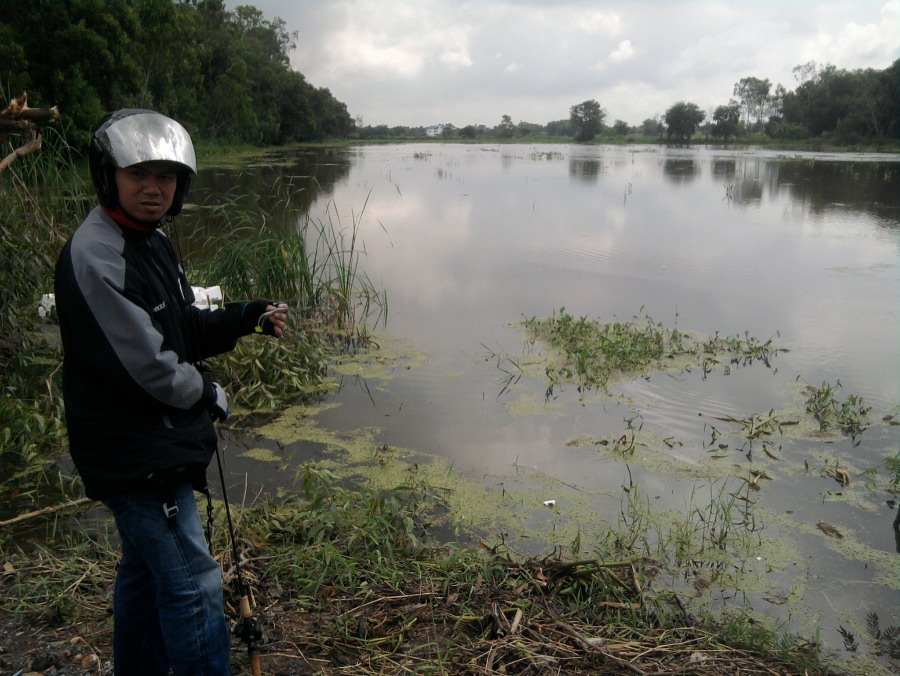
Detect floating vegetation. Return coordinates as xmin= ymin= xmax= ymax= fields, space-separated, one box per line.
xmin=529 ymin=149 xmax=564 ymax=161
xmin=704 ymin=410 xmax=791 ymax=460
xmin=803 ymin=380 xmax=872 ymax=442
xmin=519 ymin=308 xmax=785 ymax=395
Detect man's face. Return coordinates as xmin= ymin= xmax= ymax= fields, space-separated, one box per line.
xmin=114 ymin=161 xmax=177 ymax=223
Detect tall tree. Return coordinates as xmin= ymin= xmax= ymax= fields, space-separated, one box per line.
xmin=663 ymin=102 xmax=705 ymax=143
xmin=640 ymin=117 xmax=663 ymax=137
xmin=569 ymin=99 xmax=605 ymax=142
xmin=1 ymin=0 xmax=142 ymax=147
xmin=712 ymin=103 xmax=741 ymax=143
xmin=612 ymin=119 xmax=630 ymax=135
xmin=733 ymin=76 xmax=771 ymax=128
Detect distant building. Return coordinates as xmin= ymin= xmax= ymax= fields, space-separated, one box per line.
xmin=425 ymin=124 xmax=444 ymax=137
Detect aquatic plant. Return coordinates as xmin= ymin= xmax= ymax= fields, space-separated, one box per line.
xmin=529 ymin=149 xmax=564 ymax=161
xmin=520 ymin=308 xmax=784 ymax=393
xmin=886 ymin=449 xmax=900 ymax=490
xmin=804 ymin=380 xmax=872 ymax=442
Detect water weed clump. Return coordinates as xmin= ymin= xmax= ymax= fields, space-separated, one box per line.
xmin=520 ymin=308 xmax=784 ymax=394
xmin=804 ymin=380 xmax=872 ymax=442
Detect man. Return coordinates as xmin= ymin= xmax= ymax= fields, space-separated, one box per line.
xmin=54 ymin=109 xmax=286 ymax=674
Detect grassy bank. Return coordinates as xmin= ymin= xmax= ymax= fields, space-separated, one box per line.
xmin=1 ymin=465 xmax=835 ymax=675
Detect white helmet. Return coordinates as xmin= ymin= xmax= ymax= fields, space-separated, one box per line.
xmin=90 ymin=109 xmax=196 ymax=217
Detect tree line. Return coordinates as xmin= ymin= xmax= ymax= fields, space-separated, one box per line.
xmin=1 ymin=0 xmax=897 ymax=149
xmin=0 ymin=0 xmax=354 ymax=150
xmin=361 ymin=59 xmax=899 ymax=146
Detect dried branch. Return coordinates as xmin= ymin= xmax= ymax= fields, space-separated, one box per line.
xmin=0 ymin=91 xmax=60 ymax=173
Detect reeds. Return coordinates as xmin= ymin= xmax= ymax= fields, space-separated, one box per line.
xmin=185 ymin=179 xmax=388 ymax=410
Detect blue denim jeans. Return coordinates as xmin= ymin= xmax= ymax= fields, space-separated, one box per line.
xmin=104 ymin=483 xmax=231 ymax=675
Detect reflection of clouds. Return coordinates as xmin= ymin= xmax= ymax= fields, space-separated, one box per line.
xmin=308 ymin=144 xmax=898 ymax=410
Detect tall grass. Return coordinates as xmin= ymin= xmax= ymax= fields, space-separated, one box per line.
xmin=188 ymin=178 xmax=387 ymax=346
xmin=0 ymin=128 xmax=85 ymax=505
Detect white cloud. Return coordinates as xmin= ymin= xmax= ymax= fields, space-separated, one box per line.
xmin=829 ymin=0 xmax=900 ymax=63
xmin=234 ymin=0 xmax=900 ymax=127
xmin=609 ymin=39 xmax=634 ymax=63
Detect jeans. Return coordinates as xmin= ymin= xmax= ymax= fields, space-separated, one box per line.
xmin=104 ymin=484 xmax=231 ymax=675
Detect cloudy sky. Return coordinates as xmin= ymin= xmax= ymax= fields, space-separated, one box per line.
xmin=230 ymin=0 xmax=899 ymax=128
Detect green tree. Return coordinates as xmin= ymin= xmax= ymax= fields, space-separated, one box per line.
xmin=497 ymin=114 xmax=515 ymax=138
xmin=545 ymin=118 xmax=574 ymax=136
xmin=1 ymin=0 xmax=142 ymax=147
xmin=612 ymin=119 xmax=630 ymax=136
xmin=640 ymin=117 xmax=663 ymax=137
xmin=570 ymin=99 xmax=605 ymax=142
xmin=663 ymin=102 xmax=705 ymax=144
xmin=712 ymin=103 xmax=741 ymax=143
xmin=780 ymin=62 xmax=898 ymax=141
xmin=0 ymin=0 xmax=355 ymax=147
xmin=733 ymin=76 xmax=771 ymax=129
xmin=887 ymin=58 xmax=900 ymax=137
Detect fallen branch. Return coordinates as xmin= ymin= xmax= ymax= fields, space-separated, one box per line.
xmin=0 ymin=131 xmax=43 ymax=172
xmin=0 ymin=497 xmax=93 ymax=529
xmin=0 ymin=91 xmax=59 ymax=173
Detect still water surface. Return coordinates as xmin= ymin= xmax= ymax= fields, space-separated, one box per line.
xmin=193 ymin=143 xmax=899 ymax=660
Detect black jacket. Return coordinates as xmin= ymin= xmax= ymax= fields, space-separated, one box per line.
xmin=55 ymin=207 xmax=249 ymax=499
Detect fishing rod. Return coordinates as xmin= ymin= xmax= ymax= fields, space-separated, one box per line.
xmin=213 ymin=435 xmax=263 ymax=676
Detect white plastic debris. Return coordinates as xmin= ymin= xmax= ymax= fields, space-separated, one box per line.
xmin=543 ymin=500 xmax=556 ymax=507
xmin=191 ymin=285 xmax=223 ymax=310
xmin=37 ymin=293 xmax=56 ymax=319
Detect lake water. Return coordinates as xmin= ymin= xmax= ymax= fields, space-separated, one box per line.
xmin=192 ymin=143 xmax=899 ymax=664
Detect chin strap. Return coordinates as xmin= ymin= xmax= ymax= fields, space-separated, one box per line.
xmin=213 ymin=436 xmax=263 ymax=676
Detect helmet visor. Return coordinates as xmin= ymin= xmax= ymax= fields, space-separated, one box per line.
xmin=96 ymin=112 xmax=196 ymax=173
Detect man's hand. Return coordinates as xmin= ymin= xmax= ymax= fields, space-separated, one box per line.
xmin=239 ymin=300 xmax=289 ymax=337
xmin=256 ymin=303 xmax=288 ymax=337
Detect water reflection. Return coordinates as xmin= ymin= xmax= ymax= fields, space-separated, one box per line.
xmin=712 ymin=159 xmax=736 ymax=180
xmin=568 ymin=158 xmax=604 ymax=182
xmin=662 ymin=158 xmax=699 ymax=183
